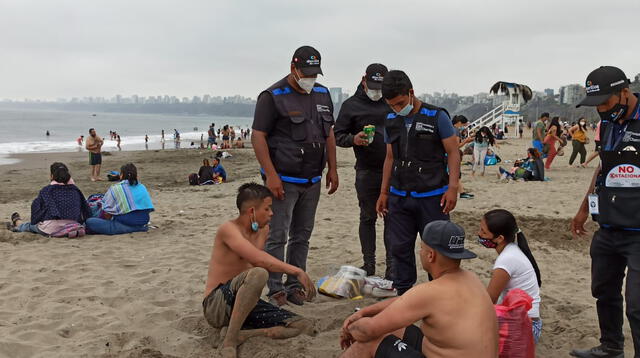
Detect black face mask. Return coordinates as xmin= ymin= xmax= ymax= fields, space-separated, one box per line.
xmin=598 ymin=95 xmax=628 ymax=122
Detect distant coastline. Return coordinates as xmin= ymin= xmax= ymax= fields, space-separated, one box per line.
xmin=0 ymin=102 xmax=256 ymax=118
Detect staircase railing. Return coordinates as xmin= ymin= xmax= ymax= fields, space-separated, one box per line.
xmin=467 ymin=103 xmax=504 ymax=132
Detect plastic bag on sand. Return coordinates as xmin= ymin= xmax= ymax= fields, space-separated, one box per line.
xmin=317 ymin=266 xmax=366 ymax=299
xmin=495 ymin=288 xmax=535 ymax=358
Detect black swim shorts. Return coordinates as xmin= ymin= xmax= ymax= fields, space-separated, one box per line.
xmin=89 ymin=152 xmax=102 ymax=165
xmin=375 ymin=325 xmax=425 ymax=358
xmin=202 ymin=270 xmax=301 ymax=329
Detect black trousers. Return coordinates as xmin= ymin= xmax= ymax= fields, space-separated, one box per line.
xmin=355 ymin=169 xmax=392 ymax=277
xmin=590 ymin=228 xmax=640 ymax=353
xmin=569 ymin=140 xmax=587 ymax=165
xmin=387 ymin=194 xmax=449 ymax=295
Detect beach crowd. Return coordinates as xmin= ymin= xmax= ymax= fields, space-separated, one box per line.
xmin=8 ymin=46 xmax=640 ymax=358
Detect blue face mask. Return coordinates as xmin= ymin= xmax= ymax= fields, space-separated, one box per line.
xmin=395 ymin=96 xmax=413 ymax=116
xmin=251 ymin=210 xmax=259 ymax=232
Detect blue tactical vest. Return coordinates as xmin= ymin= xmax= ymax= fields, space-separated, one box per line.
xmin=262 ymin=79 xmax=334 ymax=184
xmin=385 ymin=104 xmax=449 ymax=197
xmin=595 ymin=111 xmax=640 ymax=229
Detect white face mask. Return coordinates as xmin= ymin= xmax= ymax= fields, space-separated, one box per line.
xmin=366 ymin=89 xmax=382 ymax=101
xmin=294 ymin=69 xmax=316 ymax=94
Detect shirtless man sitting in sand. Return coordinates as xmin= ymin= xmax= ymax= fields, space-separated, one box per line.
xmin=340 ymin=220 xmax=498 ymax=358
xmin=203 ymin=182 xmax=317 ymax=358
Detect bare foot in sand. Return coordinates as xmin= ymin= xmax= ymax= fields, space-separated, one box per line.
xmin=220 ymin=346 xmax=237 ymax=358
xmin=95 ymin=177 xmax=104 ymax=181
xmin=220 ymin=326 xmax=253 ymax=346
xmin=90 ymin=177 xmax=96 ymax=182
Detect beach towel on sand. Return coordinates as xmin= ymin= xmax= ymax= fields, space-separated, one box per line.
xmin=102 ymin=181 xmax=154 ymax=216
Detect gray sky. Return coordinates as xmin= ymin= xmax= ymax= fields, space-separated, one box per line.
xmin=1 ymin=0 xmax=638 ymax=100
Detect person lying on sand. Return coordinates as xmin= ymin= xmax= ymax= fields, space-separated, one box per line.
xmin=339 ymin=220 xmax=498 ymax=358
xmin=203 ymin=182 xmax=317 ymax=358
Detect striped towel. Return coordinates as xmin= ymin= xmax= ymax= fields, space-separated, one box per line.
xmin=102 ymin=181 xmax=154 ymax=215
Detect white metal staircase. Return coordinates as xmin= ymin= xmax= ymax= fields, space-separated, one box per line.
xmin=467 ymin=103 xmax=504 ymax=132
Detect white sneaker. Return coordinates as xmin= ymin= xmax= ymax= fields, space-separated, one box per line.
xmin=372 ymin=287 xmax=397 ymax=298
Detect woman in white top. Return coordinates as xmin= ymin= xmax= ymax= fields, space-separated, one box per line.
xmin=478 ymin=209 xmax=543 ymax=344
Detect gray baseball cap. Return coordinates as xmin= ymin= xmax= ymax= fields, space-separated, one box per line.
xmin=421 ymin=220 xmax=477 ymax=260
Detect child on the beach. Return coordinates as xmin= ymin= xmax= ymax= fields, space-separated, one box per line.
xmin=203 ymin=183 xmax=316 ymax=358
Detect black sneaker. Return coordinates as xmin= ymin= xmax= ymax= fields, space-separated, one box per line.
xmin=569 ymin=345 xmax=624 ymax=358
xmin=360 ymin=264 xmax=375 ymax=277
xmin=287 ymin=288 xmax=306 ymax=306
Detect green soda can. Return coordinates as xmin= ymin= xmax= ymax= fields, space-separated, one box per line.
xmin=364 ymin=125 xmax=375 ymax=144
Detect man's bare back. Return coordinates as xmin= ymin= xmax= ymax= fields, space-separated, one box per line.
xmin=204 ymin=220 xmax=267 ymax=297
xmin=417 ymin=269 xmax=497 ymax=357
xmin=341 ymin=221 xmax=498 ymax=358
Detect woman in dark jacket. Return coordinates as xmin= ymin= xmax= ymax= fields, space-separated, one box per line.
xmin=198 ymin=159 xmax=214 ymax=184
xmin=7 ymin=162 xmax=91 ymax=235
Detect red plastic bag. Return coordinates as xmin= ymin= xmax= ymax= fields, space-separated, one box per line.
xmin=494 ymin=289 xmax=535 ymax=358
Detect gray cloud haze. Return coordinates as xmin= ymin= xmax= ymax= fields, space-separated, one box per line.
xmin=1 ymin=0 xmax=638 ymax=100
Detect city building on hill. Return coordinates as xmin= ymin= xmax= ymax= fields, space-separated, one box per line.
xmin=559 ymin=84 xmax=585 ymax=105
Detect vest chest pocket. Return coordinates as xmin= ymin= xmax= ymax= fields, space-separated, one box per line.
xmin=273 ymin=143 xmax=304 ymax=175
xmin=412 ymin=122 xmax=440 ymax=158
xmin=413 ymin=122 xmax=438 ymax=140
xmin=597 ymin=187 xmax=640 ymax=229
xmin=290 ymin=116 xmax=307 ymax=141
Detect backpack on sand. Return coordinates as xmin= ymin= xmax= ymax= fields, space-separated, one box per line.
xmin=188 ymin=173 xmax=199 ymax=186
xmin=87 ymin=193 xmax=107 ymax=218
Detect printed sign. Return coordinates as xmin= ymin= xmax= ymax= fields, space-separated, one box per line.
xmin=605 ymin=164 xmax=640 ymax=187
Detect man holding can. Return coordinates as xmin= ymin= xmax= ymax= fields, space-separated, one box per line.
xmin=334 ymin=63 xmax=392 ymax=278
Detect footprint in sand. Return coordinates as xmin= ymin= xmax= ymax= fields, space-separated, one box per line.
xmin=554 ymin=303 xmax=591 ymax=320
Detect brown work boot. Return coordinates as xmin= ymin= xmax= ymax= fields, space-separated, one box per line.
xmin=287 ymin=288 xmax=306 ymax=306
xmin=268 ymin=291 xmax=288 ymax=307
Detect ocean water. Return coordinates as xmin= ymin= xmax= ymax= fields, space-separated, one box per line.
xmin=0 ymin=108 xmax=252 ymax=165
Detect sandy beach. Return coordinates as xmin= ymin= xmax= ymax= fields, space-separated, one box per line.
xmin=0 ymin=134 xmax=633 ymax=357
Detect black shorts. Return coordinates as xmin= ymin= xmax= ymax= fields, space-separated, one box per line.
xmin=89 ymin=152 xmax=102 ymax=165
xmin=375 ymin=325 xmax=425 ymax=358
